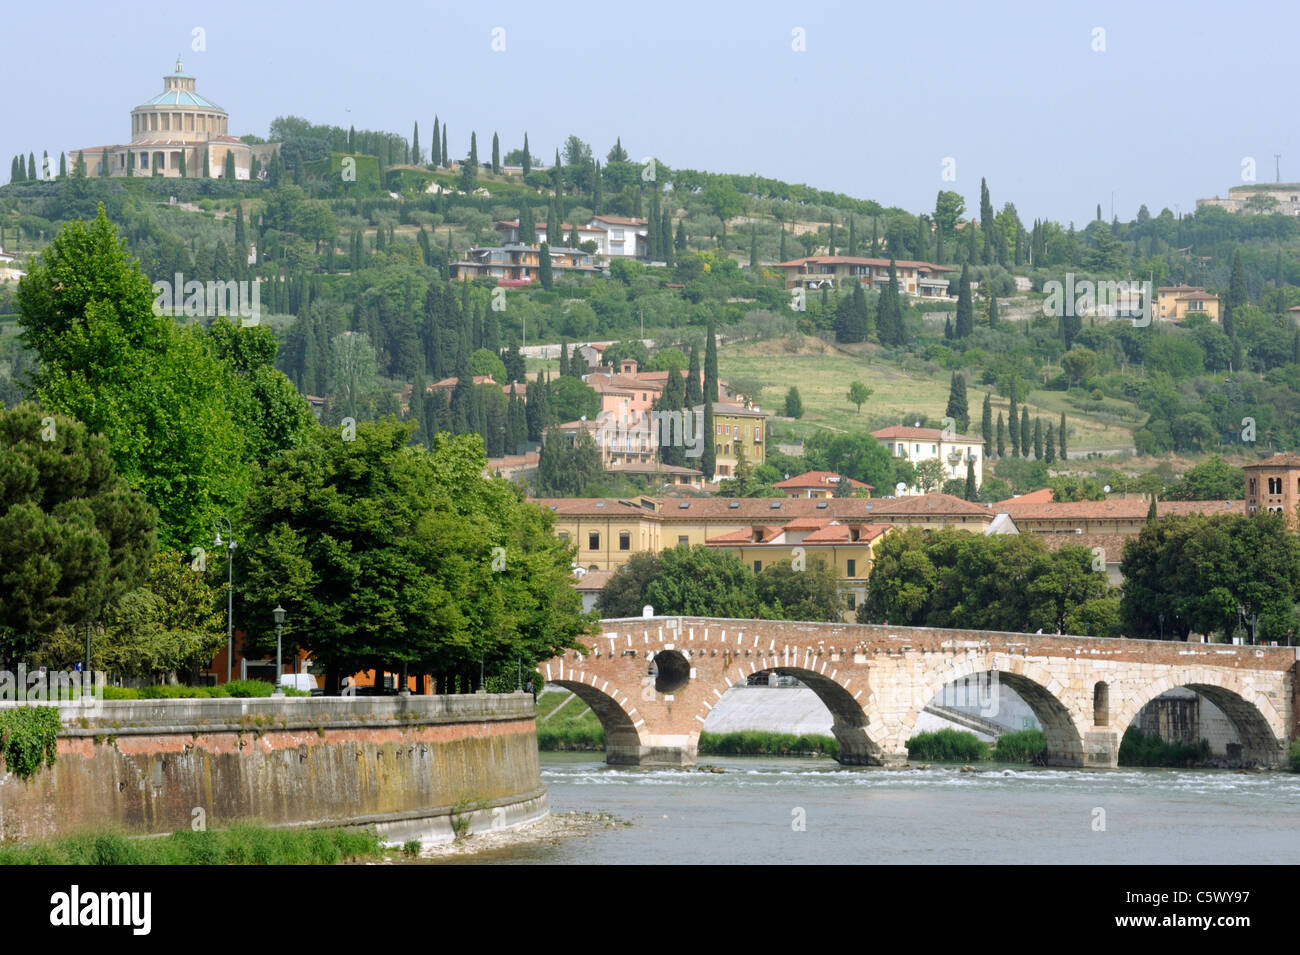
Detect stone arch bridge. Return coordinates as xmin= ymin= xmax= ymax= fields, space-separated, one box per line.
xmin=542 ymin=617 xmax=1299 ymax=768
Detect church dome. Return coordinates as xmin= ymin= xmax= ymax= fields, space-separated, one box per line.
xmin=130 ymin=58 xmax=228 ymax=144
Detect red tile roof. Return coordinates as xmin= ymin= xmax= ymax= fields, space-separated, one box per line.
xmin=871 ymin=425 xmax=983 ymax=443
xmin=1243 ymin=453 xmax=1300 ymax=469
xmin=774 ymin=470 xmax=874 ymax=491
xmin=993 ymin=488 xmax=1055 ymax=507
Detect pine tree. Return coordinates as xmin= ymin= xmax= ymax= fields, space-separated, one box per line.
xmin=539 ymin=242 xmax=553 ymax=291
xmin=1033 ymin=418 xmax=1043 ymax=459
xmin=412 ymin=121 xmax=420 ymax=164
xmin=1058 ymin=412 xmax=1068 ymax=459
xmin=946 ymin=372 xmax=969 ymax=432
xmin=1008 ymin=384 xmax=1020 ymax=457
xmin=954 ymin=263 xmax=973 ymax=337
xmin=492 ymin=132 xmax=500 ymax=174
xmin=964 ymin=458 xmax=977 ymax=501
xmin=1045 ymin=423 xmax=1056 ymax=464
xmin=996 ymin=412 xmax=1006 ymax=457
xmin=981 ymin=393 xmax=993 ymax=457
xmin=431 ymin=117 xmax=441 ymax=166
xmin=1020 ymin=407 xmax=1030 ymax=458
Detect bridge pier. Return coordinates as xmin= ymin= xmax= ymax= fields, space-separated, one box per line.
xmin=609 ymin=733 xmax=699 ymax=767
xmin=831 ymin=722 xmax=892 ymax=766
xmin=1082 ymin=730 xmax=1121 ymax=768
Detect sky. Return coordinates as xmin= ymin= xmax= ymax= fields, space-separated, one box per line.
xmin=3 ymin=0 xmax=1296 ymax=225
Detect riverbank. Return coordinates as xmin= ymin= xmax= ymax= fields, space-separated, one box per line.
xmin=412 ymin=810 xmax=629 ymax=861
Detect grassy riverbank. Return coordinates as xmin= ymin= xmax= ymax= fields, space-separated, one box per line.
xmin=905 ymin=728 xmax=1049 ymax=763
xmin=0 ymin=824 xmax=389 ymax=865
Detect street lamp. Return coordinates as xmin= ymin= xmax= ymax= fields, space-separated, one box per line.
xmin=214 ymin=517 xmax=237 ymax=683
xmin=272 ymin=605 xmax=285 ymax=697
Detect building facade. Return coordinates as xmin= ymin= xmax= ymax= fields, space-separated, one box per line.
xmin=774 ymin=256 xmax=953 ymax=297
xmin=871 ymin=425 xmax=985 ymax=492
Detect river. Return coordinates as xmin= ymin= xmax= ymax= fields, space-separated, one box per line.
xmin=442 ymin=753 xmax=1300 ymax=864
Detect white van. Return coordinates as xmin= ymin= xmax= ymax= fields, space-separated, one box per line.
xmin=279 ymin=673 xmax=319 ymax=693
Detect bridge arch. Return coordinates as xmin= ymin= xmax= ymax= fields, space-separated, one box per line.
xmin=1113 ymin=672 xmax=1287 ymax=768
xmin=695 ymin=646 xmax=880 ymax=764
xmin=902 ymin=656 xmax=1089 ymax=767
xmin=544 ymin=659 xmax=647 ymax=765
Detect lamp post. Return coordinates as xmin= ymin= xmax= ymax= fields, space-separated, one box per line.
xmin=214 ymin=517 xmax=237 ymax=683
xmin=272 ymin=605 xmax=285 ymax=697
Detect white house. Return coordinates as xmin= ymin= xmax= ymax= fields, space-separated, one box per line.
xmin=871 ymin=425 xmax=985 ymax=493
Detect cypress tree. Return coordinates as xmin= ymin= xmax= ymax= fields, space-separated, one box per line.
xmin=1225 ymin=247 xmax=1247 ymax=338
xmin=491 ymin=132 xmax=500 ymax=174
xmin=235 ymin=204 xmax=246 ymax=247
xmin=27 ymin=153 xmax=36 ymax=180
xmin=99 ymin=149 xmax=109 ymax=178
xmin=412 ymin=121 xmax=420 ymax=164
xmin=779 ymin=224 xmax=788 ymax=262
xmin=224 ymin=150 xmax=235 ymax=180
xmin=522 ymin=133 xmax=530 ymax=176
xmin=987 ymin=287 xmax=999 ymax=329
xmin=685 ymin=344 xmax=703 ymax=406
xmin=980 ymin=177 xmax=994 ymax=264
xmin=593 ymin=159 xmax=603 ymax=214
xmin=964 ymin=457 xmax=977 ymax=501
xmin=946 ymin=372 xmax=969 ymax=432
xmin=702 ymin=400 xmax=715 ymax=481
xmin=539 ymin=242 xmax=553 ymax=290
xmin=848 ymin=218 xmax=857 ymax=256
xmin=1045 ymin=423 xmax=1056 ymax=464
xmin=827 ymin=217 xmax=836 ymax=255
xmin=1147 ymin=496 xmax=1158 ymax=524
xmin=871 ymin=217 xmax=879 ymax=255
xmin=431 ymin=117 xmax=441 ymax=166
xmin=954 ymin=263 xmax=973 ymax=337
xmin=558 ymin=341 xmax=569 ymax=377
xmin=877 ymin=259 xmax=904 ymax=346
xmin=935 ymin=220 xmax=944 ymax=262
xmin=441 ymin=125 xmax=448 ymax=171
xmin=661 ymin=208 xmax=674 ymax=266
xmin=966 ymin=215 xmax=976 ymax=262
xmin=981 ymin=393 xmax=993 ymax=457
xmin=178 ymin=148 xmax=186 ymax=177
xmin=944 ymin=316 xmax=953 ymax=340
xmin=996 ymin=412 xmax=1006 ymax=457
xmin=58 ymin=152 xmax=66 ymax=178
xmin=676 ymin=220 xmax=687 ymax=253
xmin=704 ymin=319 xmax=719 ymax=404
xmin=657 ymin=364 xmax=687 ymax=467
xmin=1033 ymin=418 xmax=1043 ymax=459
xmin=1020 ymin=407 xmax=1030 ymax=458
xmin=547 ymin=199 xmax=558 ymax=246
xmin=1008 ymin=384 xmax=1020 ymax=457
xmin=1058 ymin=411 xmax=1068 ymax=459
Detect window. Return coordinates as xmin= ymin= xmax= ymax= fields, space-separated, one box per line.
xmin=678 ymin=535 xmax=689 ymax=547
xmin=588 ymin=532 xmax=600 ymax=550
xmin=619 ymin=532 xmax=630 ymax=551
xmin=846 ymin=594 xmax=856 ymax=610
xmin=755 ymin=427 xmax=761 ymax=442
xmin=1093 ymin=682 xmax=1109 ymax=726
xmin=753 ymin=560 xmax=762 ymax=573
xmin=558 ymin=531 xmax=570 ymax=541
xmin=1249 ymin=478 xmax=1257 ymax=495
xmin=846 ymin=559 xmax=856 ymax=577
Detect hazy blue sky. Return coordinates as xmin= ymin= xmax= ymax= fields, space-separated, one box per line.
xmin=5 ymin=0 xmax=1295 ymax=224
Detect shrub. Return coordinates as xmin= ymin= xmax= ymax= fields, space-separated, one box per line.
xmin=0 ymin=706 xmax=62 ymax=779
xmin=993 ymin=729 xmax=1046 ymax=762
xmin=698 ymin=731 xmax=839 ymax=757
xmin=905 ymin=728 xmax=989 ymax=761
xmin=1118 ymin=728 xmax=1210 ymax=767
xmin=1290 ymin=740 xmax=1300 ymax=773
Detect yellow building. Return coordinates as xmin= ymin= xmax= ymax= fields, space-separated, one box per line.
xmin=1154 ymin=285 xmax=1220 ymax=322
xmin=701 ymin=401 xmax=766 ymax=480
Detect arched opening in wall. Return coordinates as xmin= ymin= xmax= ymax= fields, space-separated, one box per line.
xmin=649 ymin=649 xmax=690 ymax=694
xmin=545 ymin=679 xmax=642 ymax=765
xmin=1093 ymin=682 xmax=1109 ymax=726
xmin=1123 ymin=685 xmax=1279 ymax=767
xmin=700 ymin=666 xmax=879 ymax=765
xmin=913 ymin=670 xmax=1084 ymax=766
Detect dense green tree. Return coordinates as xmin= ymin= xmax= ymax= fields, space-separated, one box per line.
xmin=981 ymin=393 xmax=993 ymax=457
xmin=945 ymin=372 xmax=969 ymax=432
xmin=1044 ymin=423 xmax=1056 ymax=464
xmin=535 ymin=424 xmax=603 ymax=496
xmin=954 ymin=263 xmax=973 ymax=337
xmin=431 ymin=116 xmax=440 ymax=166
xmin=964 ymin=458 xmax=977 ymax=501
xmin=17 ymin=207 xmax=250 ymax=546
xmin=996 ymin=412 xmax=1006 ymax=458
xmin=0 ymin=405 xmax=157 ymax=659
xmin=979 ymin=177 xmax=994 ymax=264
xmin=685 ymin=344 xmax=703 ymax=407
xmin=241 ymin=424 xmax=590 ymax=690
xmin=1033 ymin=418 xmax=1043 ymax=459
xmin=539 ymin=241 xmax=553 ymax=290
xmin=1058 ymin=412 xmax=1067 ymax=459
xmin=784 ymin=386 xmax=804 ymax=419
xmin=1020 ymin=407 xmax=1031 ymax=460
xmin=491 ymin=132 xmax=500 ymax=174
xmin=1008 ymin=384 xmax=1020 ymax=457
xmin=223 ymin=150 xmax=235 ymax=180
xmin=1163 ymin=456 xmax=1244 ymax=501
xmin=876 ymin=259 xmax=905 ymax=346
xmin=848 ymin=380 xmax=872 ymax=414
xmin=755 ymin=560 xmax=843 ymax=622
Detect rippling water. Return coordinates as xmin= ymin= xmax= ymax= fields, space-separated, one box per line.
xmin=447 ymin=753 xmax=1300 ymax=864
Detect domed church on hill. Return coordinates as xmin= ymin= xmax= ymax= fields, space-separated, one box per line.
xmin=74 ymin=58 xmax=279 ymax=179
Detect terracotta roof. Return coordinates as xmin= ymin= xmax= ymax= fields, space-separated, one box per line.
xmin=1158 ymin=284 xmax=1203 ymax=292
xmin=871 ymin=425 xmax=982 ymax=443
xmin=859 ymin=494 xmax=991 ymax=517
xmin=533 ymin=498 xmax=652 ymax=517
xmin=993 ymin=488 xmax=1055 ymax=507
xmin=1157 ymin=500 xmax=1244 ymax=517
xmin=801 ymin=522 xmax=891 ymax=544
xmin=1177 ymin=291 xmax=1218 ymax=301
xmin=774 ymin=470 xmax=874 ymax=491
xmin=1244 ymin=453 xmax=1300 ymax=469
xmin=1000 ymin=499 xmax=1244 ymax=520
xmin=607 ymin=462 xmax=702 ymax=477
xmin=590 ymin=215 xmax=648 ymax=226
xmin=432 ymin=375 xmax=497 ymax=389
xmin=573 ymin=569 xmax=615 ymax=592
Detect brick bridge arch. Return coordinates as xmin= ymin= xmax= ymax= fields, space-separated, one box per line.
xmin=542 ymin=618 xmax=1297 ymax=769
xmin=1109 ymin=668 xmax=1288 ymax=766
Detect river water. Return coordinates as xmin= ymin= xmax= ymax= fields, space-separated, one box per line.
xmin=449 ymin=753 xmax=1300 ymax=864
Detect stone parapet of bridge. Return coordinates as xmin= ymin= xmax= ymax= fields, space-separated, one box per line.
xmin=542 ymin=617 xmax=1299 ymax=769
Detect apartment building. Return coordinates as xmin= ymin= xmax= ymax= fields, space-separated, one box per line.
xmin=774 ymin=256 xmax=953 ymax=297
xmin=871 ymin=425 xmax=985 ymax=491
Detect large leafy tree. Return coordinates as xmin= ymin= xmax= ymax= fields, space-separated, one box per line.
xmin=0 ymin=405 xmax=157 ymax=662
xmin=17 ymin=206 xmax=250 ymax=547
xmin=755 ymin=560 xmax=842 ymax=622
xmin=642 ymin=546 xmax=756 ymax=618
xmin=240 ymin=423 xmax=591 ymax=691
